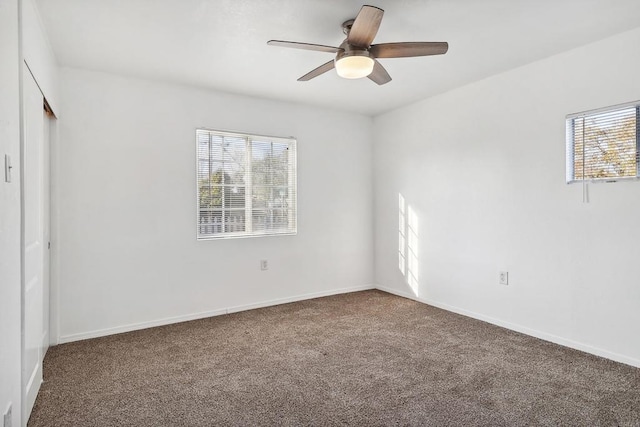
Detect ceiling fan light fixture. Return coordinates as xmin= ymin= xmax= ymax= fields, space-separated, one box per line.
xmin=267 ymin=5 xmax=448 ymax=85
xmin=335 ymin=55 xmax=374 ymax=79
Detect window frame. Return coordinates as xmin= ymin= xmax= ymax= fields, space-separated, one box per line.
xmin=195 ymin=128 xmax=297 ymax=240
xmin=566 ymin=100 xmax=640 ymax=184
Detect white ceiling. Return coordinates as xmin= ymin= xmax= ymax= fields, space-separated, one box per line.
xmin=36 ymin=0 xmax=640 ymax=116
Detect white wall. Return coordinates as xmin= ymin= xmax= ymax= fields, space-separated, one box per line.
xmin=0 ymin=0 xmax=23 ymax=425
xmin=56 ymin=68 xmax=374 ymax=342
xmin=373 ymin=27 xmax=640 ymax=367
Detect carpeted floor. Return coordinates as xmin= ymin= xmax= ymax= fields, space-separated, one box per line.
xmin=29 ymin=290 xmax=640 ymax=426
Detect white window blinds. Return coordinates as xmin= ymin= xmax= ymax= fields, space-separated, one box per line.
xmin=566 ymin=101 xmax=640 ymax=183
xmin=196 ymin=129 xmax=297 ymax=239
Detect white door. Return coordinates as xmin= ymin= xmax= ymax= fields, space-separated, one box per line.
xmin=22 ymin=66 xmax=47 ymax=420
xmin=43 ymin=104 xmax=52 ymax=350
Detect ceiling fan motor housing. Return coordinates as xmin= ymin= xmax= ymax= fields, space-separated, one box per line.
xmin=336 ymin=40 xmax=371 ymax=62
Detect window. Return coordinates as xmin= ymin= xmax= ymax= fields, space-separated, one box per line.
xmin=196 ymin=129 xmax=297 ymax=239
xmin=566 ymin=101 xmax=639 ymax=183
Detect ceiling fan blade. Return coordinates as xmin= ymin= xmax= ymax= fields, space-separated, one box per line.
xmin=267 ymin=40 xmax=342 ymax=53
xmin=298 ymin=60 xmax=335 ymax=81
xmin=348 ymin=5 xmax=384 ymax=48
xmin=367 ymin=59 xmax=391 ymax=85
xmin=370 ymin=42 xmax=449 ymax=58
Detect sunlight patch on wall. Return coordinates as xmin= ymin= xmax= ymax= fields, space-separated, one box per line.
xmin=407 ymin=205 xmax=419 ymax=295
xmin=398 ymin=193 xmax=419 ymax=296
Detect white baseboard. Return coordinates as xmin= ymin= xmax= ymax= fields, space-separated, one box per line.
xmin=58 ymin=284 xmax=375 ymax=344
xmin=225 ymin=284 xmax=375 ymax=314
xmin=375 ymin=284 xmax=640 ymax=368
xmin=58 ymin=307 xmax=228 ymax=344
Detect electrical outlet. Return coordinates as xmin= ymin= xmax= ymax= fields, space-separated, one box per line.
xmin=260 ymin=260 xmax=268 ymax=271
xmin=499 ymin=271 xmax=509 ymax=286
xmin=4 ymin=403 xmax=12 ymax=427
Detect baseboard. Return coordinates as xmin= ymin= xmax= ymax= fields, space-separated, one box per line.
xmin=58 ymin=307 xmax=228 ymax=344
xmin=375 ymin=284 xmax=640 ymax=368
xmin=225 ymin=284 xmax=375 ymax=314
xmin=58 ymin=284 xmax=375 ymax=344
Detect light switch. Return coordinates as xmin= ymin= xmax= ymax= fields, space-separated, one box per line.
xmin=4 ymin=155 xmax=12 ymax=183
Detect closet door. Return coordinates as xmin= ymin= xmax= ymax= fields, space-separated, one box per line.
xmin=22 ymin=66 xmax=46 ymax=419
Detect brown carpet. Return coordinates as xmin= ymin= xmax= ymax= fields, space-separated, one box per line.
xmin=29 ymin=290 xmax=640 ymax=426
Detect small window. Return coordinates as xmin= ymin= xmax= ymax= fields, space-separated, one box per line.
xmin=566 ymin=101 xmax=639 ymax=183
xmin=196 ymin=129 xmax=297 ymax=239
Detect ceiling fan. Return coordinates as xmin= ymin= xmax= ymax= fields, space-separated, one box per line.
xmin=267 ymin=5 xmax=448 ymax=85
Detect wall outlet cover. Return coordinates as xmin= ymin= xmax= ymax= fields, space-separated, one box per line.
xmin=499 ymin=271 xmax=509 ymax=285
